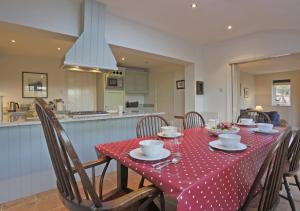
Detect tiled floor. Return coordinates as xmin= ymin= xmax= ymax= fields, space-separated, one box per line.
xmin=0 ymin=170 xmax=300 ymax=211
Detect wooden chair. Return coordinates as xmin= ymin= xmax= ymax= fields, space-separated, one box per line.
xmin=280 ymin=129 xmax=300 ymax=211
xmin=35 ymin=98 xmax=164 ymax=211
xmin=237 ymin=110 xmax=271 ymax=124
xmin=183 ymin=111 xmax=205 ymax=129
xmin=136 ymin=115 xmax=169 ymax=188
xmin=136 ymin=115 xmax=169 ymax=138
xmin=240 ymin=127 xmax=292 ymax=211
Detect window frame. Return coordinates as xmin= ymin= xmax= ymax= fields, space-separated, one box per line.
xmin=271 ymin=79 xmax=292 ymax=107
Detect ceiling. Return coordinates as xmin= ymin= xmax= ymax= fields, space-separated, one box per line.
xmin=0 ymin=21 xmax=183 ymax=70
xmin=0 ymin=21 xmax=74 ymax=59
xmin=111 ymin=45 xmax=185 ymax=70
xmin=239 ymin=53 xmax=300 ymax=75
xmin=97 ymin=0 xmax=300 ymax=44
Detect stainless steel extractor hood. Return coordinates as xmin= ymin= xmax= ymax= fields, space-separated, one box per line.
xmin=62 ymin=0 xmax=117 ymax=72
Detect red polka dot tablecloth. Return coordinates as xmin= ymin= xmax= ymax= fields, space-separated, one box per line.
xmin=95 ymin=127 xmax=281 ymax=211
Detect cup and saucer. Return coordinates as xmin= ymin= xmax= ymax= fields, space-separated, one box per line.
xmin=157 ymin=126 xmax=183 ymax=138
xmin=237 ymin=118 xmax=256 ymax=127
xmin=251 ymin=123 xmax=279 ymax=134
xmin=209 ymin=134 xmax=247 ymax=152
xmin=129 ymin=140 xmax=171 ymax=161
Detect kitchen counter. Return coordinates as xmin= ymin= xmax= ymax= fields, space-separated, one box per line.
xmin=0 ymin=111 xmax=165 ymax=128
xmin=0 ymin=111 xmax=166 ymax=203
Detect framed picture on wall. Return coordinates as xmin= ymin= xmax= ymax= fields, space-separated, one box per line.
xmin=244 ymin=88 xmax=249 ymax=98
xmin=176 ymin=80 xmax=185 ymax=89
xmin=22 ymin=72 xmax=48 ymax=98
xmin=196 ymin=81 xmax=204 ymax=95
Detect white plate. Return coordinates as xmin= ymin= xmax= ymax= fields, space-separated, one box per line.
xmin=129 ymin=148 xmax=171 ymax=161
xmin=236 ymin=122 xmax=257 ymax=127
xmin=157 ymin=132 xmax=183 ymax=138
xmin=209 ymin=140 xmax=247 ymax=152
xmin=251 ymin=128 xmax=279 ymax=134
xmin=206 ymin=126 xmax=240 ymax=135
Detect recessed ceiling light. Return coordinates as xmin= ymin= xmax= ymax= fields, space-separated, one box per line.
xmin=227 ymin=25 xmax=232 ymax=30
xmin=191 ymin=3 xmax=197 ymax=8
xmin=121 ymin=57 xmax=125 ymax=61
xmin=11 ymin=39 xmax=16 ymax=43
xmin=57 ymin=47 xmax=61 ymax=51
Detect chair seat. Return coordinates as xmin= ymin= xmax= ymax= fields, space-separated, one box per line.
xmin=283 ymin=160 xmax=299 ymax=177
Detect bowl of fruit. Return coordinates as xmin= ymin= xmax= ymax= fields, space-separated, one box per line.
xmin=206 ymin=122 xmax=240 ymax=136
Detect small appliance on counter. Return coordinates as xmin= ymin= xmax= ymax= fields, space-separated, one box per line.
xmin=8 ymin=101 xmax=19 ymax=112
xmin=126 ymin=101 xmax=139 ymax=108
xmin=48 ymin=99 xmax=65 ymax=112
xmin=54 ymin=99 xmax=65 ymax=112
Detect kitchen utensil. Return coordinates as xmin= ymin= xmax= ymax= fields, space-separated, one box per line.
xmin=152 ymin=159 xmax=171 ymax=168
xmin=257 ymin=123 xmax=273 ymax=132
xmin=157 ymin=132 xmax=183 ymax=138
xmin=251 ymin=128 xmax=279 ymax=134
xmin=129 ymin=148 xmax=170 ymax=161
xmin=155 ymin=157 xmax=181 ymax=170
xmin=139 ymin=140 xmax=164 ymax=157
xmin=218 ymin=134 xmax=241 ymax=147
xmin=209 ymin=141 xmax=247 ymax=152
xmin=9 ymin=101 xmax=19 ymax=112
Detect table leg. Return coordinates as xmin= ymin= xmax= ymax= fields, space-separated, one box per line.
xmin=117 ymin=161 xmax=128 ymax=191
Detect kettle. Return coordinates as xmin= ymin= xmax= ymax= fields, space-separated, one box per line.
xmin=9 ymin=101 xmax=19 ymax=112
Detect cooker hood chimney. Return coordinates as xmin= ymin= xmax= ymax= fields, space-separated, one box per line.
xmin=62 ymin=0 xmax=117 ymax=72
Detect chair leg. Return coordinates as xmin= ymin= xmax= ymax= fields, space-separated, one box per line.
xmin=138 ymin=190 xmax=160 ymax=211
xmin=283 ymin=176 xmax=297 ymax=211
xmin=139 ymin=177 xmax=145 ymax=188
xmin=159 ymin=192 xmax=165 ymax=211
xmin=294 ymin=175 xmax=300 ymax=191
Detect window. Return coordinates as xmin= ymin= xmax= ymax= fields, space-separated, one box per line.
xmin=272 ymin=79 xmax=291 ymax=106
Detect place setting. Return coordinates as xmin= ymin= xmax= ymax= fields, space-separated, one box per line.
xmin=250 ymin=123 xmax=280 ymax=134
xmin=157 ymin=125 xmax=184 ymax=139
xmin=208 ymin=134 xmax=248 ymax=156
xmin=236 ymin=118 xmax=257 ymax=127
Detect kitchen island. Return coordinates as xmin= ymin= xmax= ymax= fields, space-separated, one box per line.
xmin=0 ymin=112 xmax=165 ymax=203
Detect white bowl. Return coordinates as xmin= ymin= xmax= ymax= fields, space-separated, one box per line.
xmin=240 ymin=118 xmax=254 ymax=124
xmin=161 ymin=126 xmax=177 ymax=136
xmin=139 ymin=140 xmax=164 ymax=157
xmin=257 ymin=123 xmax=273 ymax=132
xmin=218 ymin=134 xmax=241 ymax=147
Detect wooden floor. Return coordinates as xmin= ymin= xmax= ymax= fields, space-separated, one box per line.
xmin=0 ymin=170 xmax=300 ymax=211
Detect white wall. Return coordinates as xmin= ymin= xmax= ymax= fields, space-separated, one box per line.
xmin=0 ymin=55 xmax=97 ymax=111
xmin=0 ymin=0 xmax=81 ymax=37
xmin=145 ymin=65 xmax=185 ymax=122
xmin=0 ymin=55 xmax=67 ymax=106
xmin=239 ymin=71 xmax=256 ymax=109
xmin=202 ymin=30 xmax=300 ymax=121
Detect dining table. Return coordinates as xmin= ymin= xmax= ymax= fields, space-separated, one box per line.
xmin=95 ymin=127 xmax=282 ymax=211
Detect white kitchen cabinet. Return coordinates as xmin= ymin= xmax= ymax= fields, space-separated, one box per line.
xmin=125 ymin=70 xmax=149 ymax=94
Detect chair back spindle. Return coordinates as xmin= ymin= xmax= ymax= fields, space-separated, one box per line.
xmin=237 ymin=110 xmax=271 ymax=124
xmin=136 ymin=115 xmax=169 ymax=138
xmin=287 ymin=130 xmax=300 ymax=174
xmin=183 ymin=111 xmax=205 ymax=129
xmin=241 ymin=127 xmax=292 ymax=211
xmin=35 ymin=98 xmax=103 ymax=208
